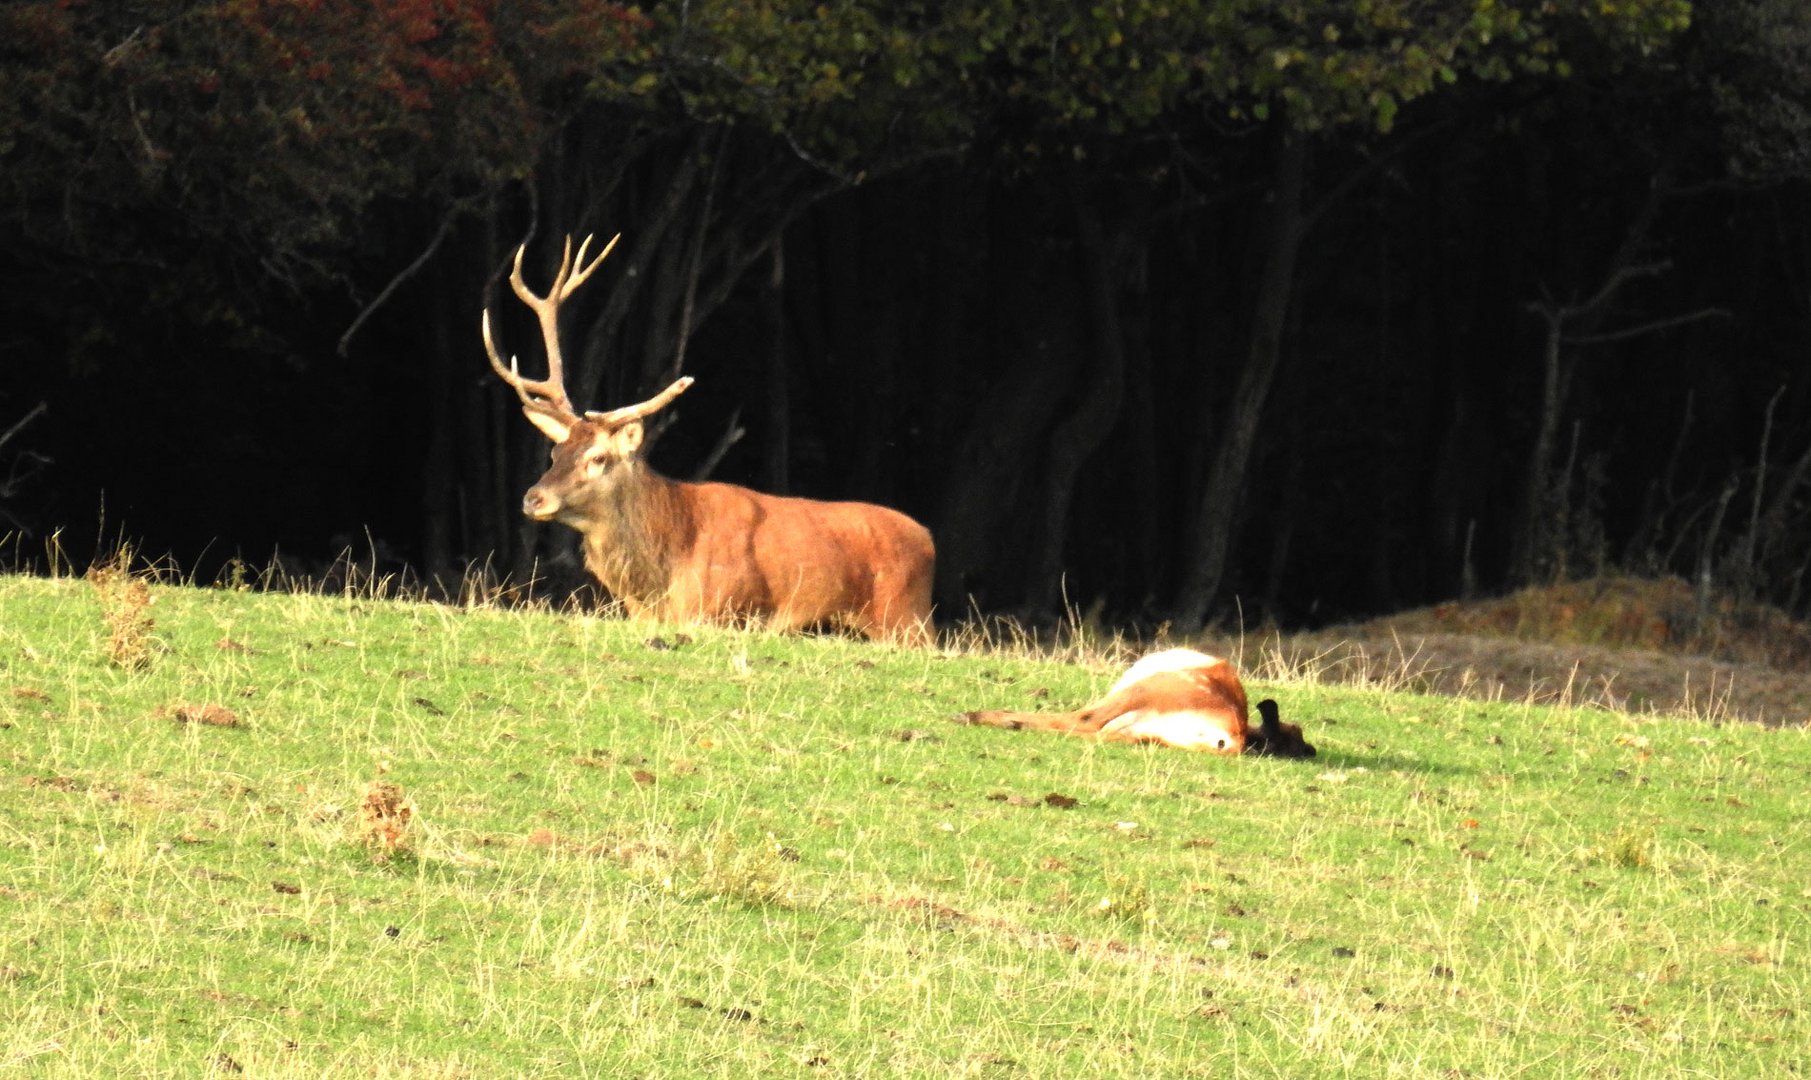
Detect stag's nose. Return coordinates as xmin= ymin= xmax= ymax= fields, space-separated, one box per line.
xmin=522 ymin=488 xmax=560 ymax=521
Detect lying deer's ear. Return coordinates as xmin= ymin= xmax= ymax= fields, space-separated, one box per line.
xmin=608 ymin=420 xmax=644 ymax=456
xmin=524 ymin=408 xmax=572 ymax=444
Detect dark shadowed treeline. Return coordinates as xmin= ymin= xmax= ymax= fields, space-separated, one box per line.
xmin=5 ymin=1 xmax=1811 ymax=629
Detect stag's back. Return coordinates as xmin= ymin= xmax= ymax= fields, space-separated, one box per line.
xmin=666 ymin=481 xmax=934 ymax=641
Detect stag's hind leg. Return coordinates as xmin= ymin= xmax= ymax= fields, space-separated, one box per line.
xmin=864 ymin=567 xmax=935 ymax=645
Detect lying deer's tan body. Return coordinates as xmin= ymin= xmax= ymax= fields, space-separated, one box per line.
xmin=485 ymin=235 xmax=935 ymax=643
xmin=961 ymin=648 xmax=1316 ymax=758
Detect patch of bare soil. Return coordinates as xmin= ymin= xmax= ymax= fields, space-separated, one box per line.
xmin=1273 ymin=576 xmax=1811 ymax=727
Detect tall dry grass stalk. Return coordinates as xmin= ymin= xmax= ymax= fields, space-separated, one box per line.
xmin=85 ymin=550 xmax=155 ymax=669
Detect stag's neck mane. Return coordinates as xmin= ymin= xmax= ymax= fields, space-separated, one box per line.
xmin=579 ymin=461 xmax=695 ymax=608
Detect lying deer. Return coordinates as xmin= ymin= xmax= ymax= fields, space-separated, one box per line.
xmin=957 ymin=648 xmax=1315 ymax=758
xmin=483 ymin=234 xmax=936 ymax=643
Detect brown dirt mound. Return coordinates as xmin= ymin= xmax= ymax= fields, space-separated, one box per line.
xmin=1276 ymin=576 xmax=1811 ymax=727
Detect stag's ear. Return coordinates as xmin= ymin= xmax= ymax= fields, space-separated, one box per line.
xmin=607 ymin=420 xmax=645 ymax=456
xmin=524 ymin=408 xmax=573 ymax=444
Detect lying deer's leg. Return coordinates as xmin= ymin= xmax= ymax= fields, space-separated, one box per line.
xmin=957 ymin=708 xmax=1107 ymax=735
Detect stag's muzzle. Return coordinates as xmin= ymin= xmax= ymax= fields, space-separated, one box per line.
xmin=522 ymin=488 xmax=560 ymax=521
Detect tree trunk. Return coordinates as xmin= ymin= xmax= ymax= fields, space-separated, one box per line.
xmin=763 ymin=239 xmax=791 ymax=494
xmin=1170 ymin=130 xmax=1309 ymax=629
xmin=1118 ymin=246 xmax=1160 ymax=612
xmin=418 ymin=311 xmax=457 ymax=588
xmin=1512 ymin=307 xmax=1566 ymax=584
xmin=1028 ymin=184 xmax=1137 ymax=614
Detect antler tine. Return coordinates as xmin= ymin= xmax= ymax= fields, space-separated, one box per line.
xmin=481 ymin=307 xmax=577 ymax=421
xmin=563 ymin=233 xmax=619 ymax=299
xmin=588 ymin=376 xmax=696 ymax=425
xmin=497 ymin=233 xmax=613 ymax=422
xmin=485 ymin=232 xmax=624 ymax=424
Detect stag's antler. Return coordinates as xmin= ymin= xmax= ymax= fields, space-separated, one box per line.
xmin=587 ymin=376 xmax=695 ymax=425
xmin=482 ymin=233 xmax=618 ymax=423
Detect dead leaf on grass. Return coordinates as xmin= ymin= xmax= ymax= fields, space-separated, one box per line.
xmin=214 ymin=638 xmax=253 ymax=654
xmin=630 ymin=769 xmax=657 ymax=786
xmin=11 ymin=687 xmax=51 ymax=703
xmin=173 ymin=704 xmax=244 ymax=728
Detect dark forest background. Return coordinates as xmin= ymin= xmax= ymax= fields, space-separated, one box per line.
xmin=5 ymin=0 xmax=1811 ymax=631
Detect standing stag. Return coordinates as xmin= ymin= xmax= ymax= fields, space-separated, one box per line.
xmin=483 ymin=234 xmax=936 ymax=643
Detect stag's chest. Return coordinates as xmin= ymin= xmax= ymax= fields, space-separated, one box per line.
xmin=580 ymin=516 xmax=673 ymax=603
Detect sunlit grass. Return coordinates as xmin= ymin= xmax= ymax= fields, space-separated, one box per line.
xmin=1 ymin=569 xmax=1807 ymax=1077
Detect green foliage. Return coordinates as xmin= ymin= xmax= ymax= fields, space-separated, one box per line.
xmin=0 ymin=0 xmax=650 ymax=280
xmin=1689 ymin=0 xmax=1811 ymax=180
xmin=2 ymin=574 xmax=1808 ymax=1075
xmin=0 ymin=0 xmax=1701 ymax=248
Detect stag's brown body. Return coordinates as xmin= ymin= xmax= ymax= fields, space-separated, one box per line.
xmin=528 ymin=424 xmax=935 ymax=640
xmin=959 ymin=648 xmax=1315 ymax=758
xmin=485 ymin=234 xmax=935 ymax=643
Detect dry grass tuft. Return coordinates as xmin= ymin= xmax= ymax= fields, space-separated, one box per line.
xmin=358 ymin=780 xmax=415 ymax=861
xmin=86 ymin=550 xmax=156 ymax=669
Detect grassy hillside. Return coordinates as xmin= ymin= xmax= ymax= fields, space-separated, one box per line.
xmin=2 ymin=572 xmax=1807 ymax=1077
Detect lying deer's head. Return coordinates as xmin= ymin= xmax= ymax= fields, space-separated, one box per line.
xmin=481 ymin=234 xmax=692 ymax=523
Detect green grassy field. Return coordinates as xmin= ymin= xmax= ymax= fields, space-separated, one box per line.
xmin=2 ymin=571 xmax=1807 ymax=1077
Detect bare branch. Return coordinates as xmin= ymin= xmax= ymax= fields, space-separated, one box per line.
xmin=338 ymin=206 xmax=459 ymax=357
xmin=1572 ymin=259 xmax=1672 ymax=318
xmin=0 ymin=402 xmax=47 ymax=453
xmin=689 ymin=405 xmax=746 ymax=481
xmin=1563 ymin=306 xmax=1730 ymax=346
